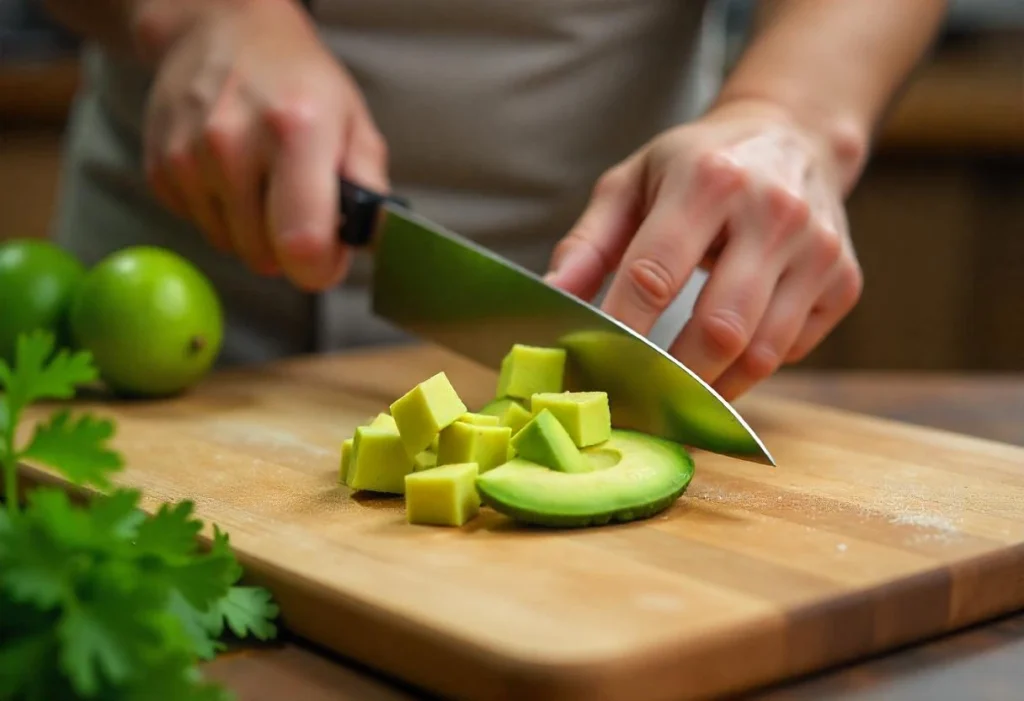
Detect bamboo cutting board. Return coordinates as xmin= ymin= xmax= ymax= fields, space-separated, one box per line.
xmin=17 ymin=344 xmax=1024 ymax=701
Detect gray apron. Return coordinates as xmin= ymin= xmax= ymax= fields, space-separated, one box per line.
xmin=50 ymin=0 xmax=726 ymax=367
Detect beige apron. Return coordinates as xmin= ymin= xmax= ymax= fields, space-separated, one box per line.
xmin=50 ymin=0 xmax=726 ymax=366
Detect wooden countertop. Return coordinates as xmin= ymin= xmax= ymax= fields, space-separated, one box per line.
xmin=199 ymin=368 xmax=1024 ymax=701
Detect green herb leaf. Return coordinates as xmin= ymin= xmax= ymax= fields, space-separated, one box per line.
xmin=1 ymin=330 xmax=97 ymax=416
xmin=21 ymin=410 xmax=123 ymax=489
xmin=135 ymin=501 xmax=203 ymax=560
xmin=0 ymin=629 xmax=55 ymax=700
xmin=166 ymin=589 xmax=224 ymax=660
xmin=215 ymin=586 xmax=279 ymax=641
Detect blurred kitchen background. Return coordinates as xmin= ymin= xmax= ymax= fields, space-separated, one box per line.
xmin=2 ymin=0 xmax=1021 ymax=373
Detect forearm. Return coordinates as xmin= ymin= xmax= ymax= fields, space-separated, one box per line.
xmin=713 ymin=0 xmax=948 ymax=193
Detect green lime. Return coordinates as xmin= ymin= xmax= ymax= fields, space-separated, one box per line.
xmin=0 ymin=238 xmax=86 ymax=364
xmin=69 ymin=246 xmax=224 ymax=397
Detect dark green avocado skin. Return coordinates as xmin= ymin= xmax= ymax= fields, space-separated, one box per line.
xmin=475 ymin=429 xmax=695 ymax=528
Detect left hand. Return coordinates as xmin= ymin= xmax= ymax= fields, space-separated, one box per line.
xmin=544 ymin=99 xmax=864 ymax=400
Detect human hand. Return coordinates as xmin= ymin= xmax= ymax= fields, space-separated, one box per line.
xmin=545 ymin=100 xmax=864 ymax=400
xmin=138 ymin=0 xmax=388 ymax=290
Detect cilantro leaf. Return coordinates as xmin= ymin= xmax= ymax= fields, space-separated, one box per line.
xmin=135 ymin=501 xmax=203 ymax=559
xmin=135 ymin=502 xmax=238 ymax=610
xmin=89 ymin=488 xmax=147 ymax=541
xmin=57 ymin=562 xmax=171 ymax=696
xmin=0 ymin=630 xmax=55 ymax=700
xmin=166 ymin=589 xmax=225 ymax=660
xmin=21 ymin=409 xmax=123 ymax=489
xmin=1 ymin=330 xmax=97 ymax=415
xmin=0 ymin=400 xmax=9 ymax=452
xmin=59 ymin=604 xmax=138 ymax=695
xmin=0 ymin=490 xmax=83 ymax=611
xmin=215 ymin=586 xmax=279 ymax=641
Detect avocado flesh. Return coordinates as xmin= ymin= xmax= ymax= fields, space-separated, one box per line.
xmin=476 ymin=429 xmax=694 ymax=527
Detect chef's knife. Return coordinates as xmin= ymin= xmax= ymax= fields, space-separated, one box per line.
xmin=337 ymin=179 xmax=774 ymax=466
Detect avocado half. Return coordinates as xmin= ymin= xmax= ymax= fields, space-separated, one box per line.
xmin=475 ymin=429 xmax=695 ymax=528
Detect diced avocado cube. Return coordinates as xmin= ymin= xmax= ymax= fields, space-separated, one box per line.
xmin=436 ymin=421 xmax=512 ymax=473
xmin=495 ymin=344 xmax=566 ymax=400
xmin=339 ymin=437 xmax=355 ymax=484
xmin=390 ymin=372 xmax=468 ymax=457
xmin=414 ymin=451 xmax=438 ymax=471
xmin=530 ymin=391 xmax=611 ymax=447
xmin=480 ymin=397 xmax=533 ymax=435
xmin=510 ymin=408 xmax=589 ymax=473
xmin=369 ymin=412 xmax=398 ymax=432
xmin=405 ymin=462 xmax=481 ymax=527
xmin=456 ymin=412 xmax=500 ymax=427
xmin=347 ymin=427 xmax=416 ymax=494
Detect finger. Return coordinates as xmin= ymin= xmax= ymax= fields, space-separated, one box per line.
xmin=199 ymin=102 xmax=279 ymax=275
xmin=666 ymin=232 xmax=783 ymax=385
xmin=143 ymin=107 xmax=192 ymax=222
xmin=600 ymin=152 xmax=745 ymax=334
xmin=163 ymin=107 xmax=234 ymax=253
xmin=712 ymin=227 xmax=843 ymax=400
xmin=341 ymin=113 xmax=390 ymax=194
xmin=786 ymin=256 xmax=864 ymax=363
xmin=668 ymin=179 xmax=815 ymax=384
xmin=265 ymin=103 xmax=349 ymax=291
xmin=542 ymin=160 xmax=643 ymax=302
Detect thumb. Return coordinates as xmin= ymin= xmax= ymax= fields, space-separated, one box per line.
xmin=544 ymin=162 xmax=642 ymax=301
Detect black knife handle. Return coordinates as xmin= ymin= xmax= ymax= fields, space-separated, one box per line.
xmin=338 ymin=178 xmax=410 ymax=247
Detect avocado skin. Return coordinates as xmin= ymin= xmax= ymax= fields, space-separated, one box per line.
xmin=475 ymin=429 xmax=695 ymax=528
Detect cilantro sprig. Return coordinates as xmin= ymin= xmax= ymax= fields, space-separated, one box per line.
xmin=1 ymin=330 xmax=280 ymax=700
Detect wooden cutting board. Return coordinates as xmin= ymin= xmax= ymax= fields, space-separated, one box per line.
xmin=17 ymin=344 xmax=1024 ymax=701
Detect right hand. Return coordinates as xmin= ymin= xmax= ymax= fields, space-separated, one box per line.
xmin=136 ymin=0 xmax=389 ymax=290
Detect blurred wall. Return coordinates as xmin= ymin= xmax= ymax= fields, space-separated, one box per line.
xmin=1 ymin=1 xmax=1022 ymax=371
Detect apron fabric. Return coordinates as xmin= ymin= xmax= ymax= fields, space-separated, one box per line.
xmin=50 ymin=0 xmax=727 ymax=367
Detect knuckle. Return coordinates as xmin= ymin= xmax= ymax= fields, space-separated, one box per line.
xmin=592 ymin=166 xmax=630 ymax=199
xmin=741 ymin=343 xmax=781 ymax=380
xmin=164 ymin=144 xmax=195 ymax=176
xmin=266 ymin=98 xmax=320 ymax=141
xmin=697 ymin=308 xmax=750 ymax=360
xmin=766 ymin=186 xmax=811 ymax=236
xmin=364 ymin=127 xmax=389 ymax=162
xmin=202 ymin=111 xmax=240 ymax=160
xmin=692 ymin=150 xmax=744 ymax=194
xmin=625 ymin=257 xmax=679 ymax=311
xmin=836 ymin=261 xmax=864 ymax=311
xmin=812 ymin=226 xmax=844 ymax=270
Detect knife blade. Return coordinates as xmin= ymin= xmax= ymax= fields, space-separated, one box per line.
xmin=338 ymin=179 xmax=774 ymax=466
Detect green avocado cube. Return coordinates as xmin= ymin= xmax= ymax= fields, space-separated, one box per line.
xmin=495 ymin=344 xmax=566 ymax=400
xmin=405 ymin=462 xmax=481 ymax=527
xmin=414 ymin=451 xmax=438 ymax=471
xmin=339 ymin=437 xmax=355 ymax=484
xmin=390 ymin=372 xmax=468 ymax=457
xmin=510 ymin=408 xmax=589 ymax=473
xmin=369 ymin=412 xmax=398 ymax=432
xmin=340 ymin=412 xmax=397 ymax=485
xmin=480 ymin=397 xmax=533 ymax=436
xmin=530 ymin=391 xmax=611 ymax=447
xmin=436 ymin=421 xmax=512 ymax=473
xmin=347 ymin=427 xmax=416 ymax=494
xmin=456 ymin=412 xmax=500 ymax=427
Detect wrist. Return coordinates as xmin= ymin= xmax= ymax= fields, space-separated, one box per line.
xmin=129 ymin=0 xmax=304 ymax=66
xmin=709 ymin=86 xmax=871 ymax=196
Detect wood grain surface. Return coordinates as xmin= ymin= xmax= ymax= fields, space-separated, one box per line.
xmin=17 ymin=346 xmax=1024 ymax=701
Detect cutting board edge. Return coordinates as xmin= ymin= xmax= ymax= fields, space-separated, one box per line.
xmin=232 ymin=537 xmax=1024 ymax=701
xmin=15 ymin=461 xmax=1024 ymax=701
